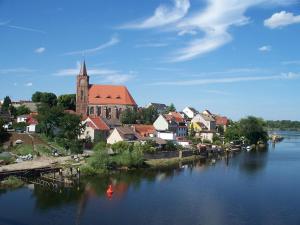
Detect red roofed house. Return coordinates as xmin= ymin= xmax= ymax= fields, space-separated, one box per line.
xmin=76 ymin=61 xmax=137 ymax=120
xmin=26 ymin=115 xmax=38 ymax=133
xmin=80 ymin=116 xmax=110 ymax=142
xmin=215 ymin=116 xmax=229 ymax=132
xmin=132 ymin=124 xmax=156 ymax=137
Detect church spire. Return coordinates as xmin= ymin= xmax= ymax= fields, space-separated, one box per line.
xmin=79 ymin=60 xmax=87 ymax=76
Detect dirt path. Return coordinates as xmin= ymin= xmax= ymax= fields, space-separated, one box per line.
xmin=0 ymin=156 xmax=72 ymax=172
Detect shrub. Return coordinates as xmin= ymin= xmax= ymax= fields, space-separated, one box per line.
xmin=203 ymin=139 xmax=212 ymax=144
xmin=93 ymin=142 xmax=107 ymax=152
xmin=111 ymin=141 xmax=133 ymax=154
xmin=0 ymin=176 xmax=24 ymax=189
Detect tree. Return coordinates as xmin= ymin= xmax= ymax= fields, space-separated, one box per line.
xmin=58 ymin=94 xmax=76 ymax=111
xmin=137 ymin=106 xmax=159 ymax=124
xmin=32 ymin=92 xmax=57 ymax=107
xmin=239 ymin=116 xmax=268 ymax=144
xmin=2 ymin=96 xmax=12 ymax=111
xmin=0 ymin=118 xmax=9 ymax=144
xmin=225 ymin=122 xmax=241 ymax=142
xmin=164 ymin=103 xmax=176 ymax=113
xmin=32 ymin=91 xmax=43 ymax=102
xmin=120 ymin=108 xmax=138 ymax=124
xmin=58 ymin=113 xmax=85 ymax=140
xmin=16 ymin=105 xmax=31 ymax=116
xmin=189 ymin=123 xmax=195 ymax=137
xmin=36 ymin=104 xmax=64 ymax=137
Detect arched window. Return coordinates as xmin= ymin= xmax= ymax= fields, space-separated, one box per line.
xmin=90 ymin=106 xmax=94 ymax=115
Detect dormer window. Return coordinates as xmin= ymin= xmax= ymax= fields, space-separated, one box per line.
xmin=106 ymin=95 xmax=111 ymax=98
xmin=116 ymin=95 xmax=121 ymax=99
xmin=95 ymin=95 xmax=101 ymax=98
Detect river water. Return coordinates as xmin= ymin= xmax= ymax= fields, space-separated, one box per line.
xmin=0 ymin=131 xmax=300 ymax=225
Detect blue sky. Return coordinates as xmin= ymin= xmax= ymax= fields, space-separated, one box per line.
xmin=1 ymin=0 xmax=300 ymax=120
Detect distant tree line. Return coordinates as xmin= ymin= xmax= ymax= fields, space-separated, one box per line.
xmin=266 ymin=120 xmax=300 ymax=131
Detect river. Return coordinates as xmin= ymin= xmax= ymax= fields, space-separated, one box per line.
xmin=0 ymin=131 xmax=300 ymax=225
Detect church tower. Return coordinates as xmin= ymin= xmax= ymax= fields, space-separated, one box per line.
xmin=76 ymin=61 xmax=89 ymax=115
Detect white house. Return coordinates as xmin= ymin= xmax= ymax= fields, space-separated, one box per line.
xmin=17 ymin=114 xmax=29 ymax=123
xmin=156 ymin=131 xmax=176 ymax=141
xmin=107 ymin=126 xmax=140 ymax=145
xmin=199 ymin=131 xmax=215 ymax=143
xmin=192 ymin=113 xmax=216 ymax=131
xmin=26 ymin=116 xmax=38 ymax=133
xmin=183 ymin=107 xmax=198 ymax=119
xmin=80 ymin=116 xmax=110 ymax=142
xmin=153 ymin=114 xmax=177 ymax=132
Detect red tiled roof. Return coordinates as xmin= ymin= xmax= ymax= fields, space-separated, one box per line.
xmin=132 ymin=124 xmax=155 ymax=137
xmin=215 ymin=116 xmax=229 ymax=126
xmin=27 ymin=116 xmax=38 ymax=125
xmin=88 ymin=85 xmax=136 ymax=106
xmin=86 ymin=116 xmax=110 ymax=131
xmin=168 ymin=112 xmax=184 ymax=123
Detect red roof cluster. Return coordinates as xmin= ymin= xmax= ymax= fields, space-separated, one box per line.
xmin=132 ymin=124 xmax=155 ymax=137
xmin=164 ymin=112 xmax=184 ymax=123
xmin=85 ymin=116 xmax=110 ymax=131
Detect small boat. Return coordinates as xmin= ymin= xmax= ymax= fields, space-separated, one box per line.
xmin=246 ymin=146 xmax=252 ymax=152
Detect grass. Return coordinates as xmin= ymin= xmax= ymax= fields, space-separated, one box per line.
xmin=145 ymin=155 xmax=202 ymax=169
xmin=0 ymin=176 xmax=24 ymax=189
xmin=35 ymin=144 xmax=52 ymax=156
xmin=13 ymin=144 xmax=34 ymax=156
xmin=0 ymin=155 xmax=15 ymax=165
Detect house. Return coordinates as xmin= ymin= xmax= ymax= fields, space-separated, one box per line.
xmin=183 ymin=107 xmax=198 ymax=119
xmin=199 ymin=131 xmax=215 ymax=143
xmin=153 ymin=113 xmax=188 ymax=138
xmin=17 ymin=115 xmax=29 ymax=123
xmin=146 ymin=103 xmax=167 ymax=113
xmin=192 ymin=113 xmax=216 ymax=131
xmin=76 ymin=61 xmax=137 ymax=119
xmin=215 ymin=116 xmax=229 ymax=132
xmin=100 ymin=117 xmax=122 ymax=129
xmin=80 ymin=116 xmax=110 ymax=142
xmin=189 ymin=121 xmax=207 ymax=132
xmin=107 ymin=127 xmax=140 ymax=145
xmin=132 ymin=124 xmax=155 ymax=138
xmin=157 ymin=131 xmax=176 ymax=141
xmin=26 ymin=116 xmax=38 ymax=133
xmin=176 ymin=137 xmax=192 ymax=148
xmin=202 ymin=109 xmax=213 ymax=116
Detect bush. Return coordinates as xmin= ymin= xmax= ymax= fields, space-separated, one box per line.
xmin=165 ymin=141 xmax=178 ymax=151
xmin=111 ymin=141 xmax=133 ymax=154
xmin=0 ymin=176 xmax=24 ymax=189
xmin=203 ymin=139 xmax=212 ymax=144
xmin=93 ymin=142 xmax=107 ymax=152
xmin=14 ymin=144 xmax=34 ymax=155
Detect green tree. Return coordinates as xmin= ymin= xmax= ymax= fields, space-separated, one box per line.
xmin=16 ymin=105 xmax=31 ymax=116
xmin=58 ymin=94 xmax=76 ymax=111
xmin=239 ymin=116 xmax=268 ymax=144
xmin=58 ymin=113 xmax=85 ymax=140
xmin=2 ymin=96 xmax=12 ymax=111
xmin=32 ymin=92 xmax=57 ymax=107
xmin=224 ymin=122 xmax=241 ymax=142
xmin=36 ymin=104 xmax=64 ymax=137
xmin=0 ymin=118 xmax=9 ymax=144
xmin=120 ymin=108 xmax=138 ymax=124
xmin=164 ymin=103 xmax=176 ymax=113
xmin=189 ymin=123 xmax=195 ymax=137
xmin=137 ymin=106 xmax=159 ymax=124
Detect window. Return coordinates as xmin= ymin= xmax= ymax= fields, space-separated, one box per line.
xmin=90 ymin=107 xmax=94 ymax=115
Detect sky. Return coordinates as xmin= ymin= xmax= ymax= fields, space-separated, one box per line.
xmin=0 ymin=0 xmax=300 ymax=120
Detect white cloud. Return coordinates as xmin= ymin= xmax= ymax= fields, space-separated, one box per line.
xmin=258 ymin=45 xmax=272 ymax=52
xmin=35 ymin=47 xmax=46 ymax=54
xmin=120 ymin=0 xmax=190 ymax=29
xmin=53 ymin=62 xmax=134 ymax=84
xmin=0 ymin=20 xmax=45 ymax=34
xmin=64 ymin=36 xmax=119 ymax=56
xmin=264 ymin=11 xmax=300 ymax=29
xmin=25 ymin=82 xmax=33 ymax=87
xmin=151 ymin=72 xmax=300 ymax=86
xmin=121 ymin=0 xmax=296 ymax=62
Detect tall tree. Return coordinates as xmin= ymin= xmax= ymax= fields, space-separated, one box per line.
xmin=120 ymin=108 xmax=138 ymax=124
xmin=239 ymin=116 xmax=268 ymax=144
xmin=58 ymin=94 xmax=76 ymax=111
xmin=2 ymin=96 xmax=12 ymax=111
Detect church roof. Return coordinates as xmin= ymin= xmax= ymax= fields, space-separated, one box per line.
xmin=88 ymin=85 xmax=137 ymax=106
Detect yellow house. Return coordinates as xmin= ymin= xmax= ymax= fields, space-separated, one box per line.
xmin=189 ymin=122 xmax=207 ymax=132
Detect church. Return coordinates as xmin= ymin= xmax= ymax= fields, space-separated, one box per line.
xmin=76 ymin=61 xmax=137 ymax=119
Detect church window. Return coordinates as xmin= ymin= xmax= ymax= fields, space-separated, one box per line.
xmin=90 ymin=106 xmax=94 ymax=115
